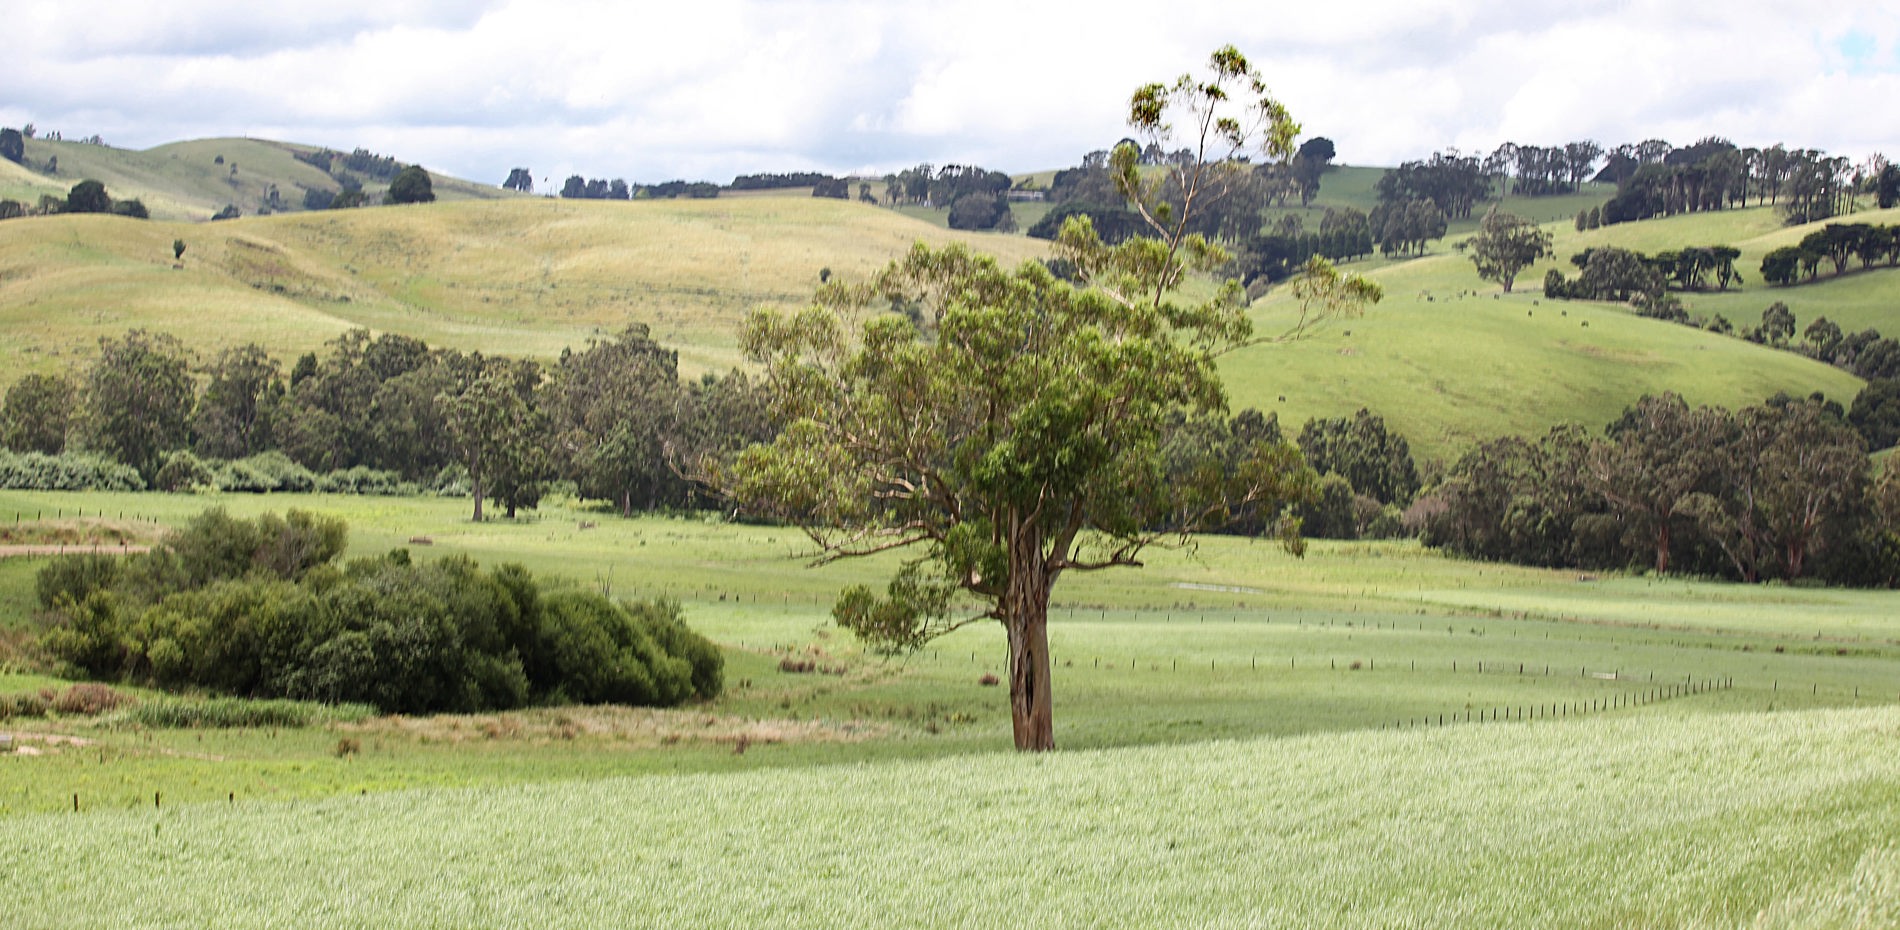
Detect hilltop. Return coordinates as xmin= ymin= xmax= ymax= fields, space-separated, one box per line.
xmin=2 ymin=136 xmax=516 ymax=222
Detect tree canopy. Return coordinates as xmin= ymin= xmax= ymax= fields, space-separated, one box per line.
xmin=386 ymin=165 xmax=436 ymax=204
xmin=717 ymin=47 xmax=1378 ymax=751
xmin=1466 ymin=207 xmax=1553 ymax=293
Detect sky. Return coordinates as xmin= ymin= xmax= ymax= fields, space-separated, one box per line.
xmin=5 ymin=0 xmax=1897 ymax=189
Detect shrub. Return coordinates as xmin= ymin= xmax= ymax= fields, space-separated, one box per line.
xmin=50 ymin=682 xmax=132 ymax=716
xmin=0 ymin=450 xmax=145 ymax=491
xmin=36 ymin=553 xmax=122 ymax=610
xmin=154 ymin=450 xmax=216 ymax=492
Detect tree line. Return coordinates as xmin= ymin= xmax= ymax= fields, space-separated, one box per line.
xmin=1761 ymin=223 xmax=1900 ymax=285
xmin=0 ymin=325 xmax=775 ymax=520
xmin=0 ymin=178 xmax=149 ymax=222
xmin=1416 ymin=393 xmax=1899 ymax=586
xmin=36 ymin=508 xmax=722 ymax=714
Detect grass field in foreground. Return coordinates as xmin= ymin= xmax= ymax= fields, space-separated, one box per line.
xmin=1 ymin=489 xmax=1895 ymax=819
xmin=3 ymin=706 xmax=1896 ymax=929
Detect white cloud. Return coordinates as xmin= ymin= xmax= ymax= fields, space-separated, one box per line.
xmin=4 ymin=0 xmax=1897 ymax=185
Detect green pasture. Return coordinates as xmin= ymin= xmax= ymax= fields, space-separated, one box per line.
xmin=4 ymin=704 xmax=1895 ymax=928
xmin=1232 ymin=204 xmax=1867 ymax=460
xmin=1 ymin=489 xmax=1895 ymax=821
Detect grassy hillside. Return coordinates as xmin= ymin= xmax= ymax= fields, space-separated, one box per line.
xmin=2 ymin=154 xmax=1888 ymax=458
xmin=8 ymin=136 xmax=518 ymax=222
xmin=1233 ymin=204 xmax=1872 ymax=460
xmin=0 ymin=197 xmax=1049 ymax=379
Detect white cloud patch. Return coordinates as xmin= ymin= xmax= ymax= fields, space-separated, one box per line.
xmin=4 ymin=0 xmax=1897 ymax=186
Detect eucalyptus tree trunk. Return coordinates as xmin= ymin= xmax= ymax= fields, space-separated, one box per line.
xmin=1003 ymin=525 xmax=1056 ymax=752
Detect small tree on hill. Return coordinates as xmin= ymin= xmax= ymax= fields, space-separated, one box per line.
xmin=1467 ymin=206 xmax=1553 ymax=293
xmin=0 ymin=128 xmax=23 ymax=165
xmin=717 ymin=47 xmax=1378 ymax=752
xmin=386 ymin=165 xmax=436 ymax=204
xmin=65 ymin=179 xmax=111 ymax=214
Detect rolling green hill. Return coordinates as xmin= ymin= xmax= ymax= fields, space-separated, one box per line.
xmin=0 ymin=196 xmax=1051 ymax=379
xmin=2 ymin=139 xmax=1890 ymax=460
xmin=6 ymin=136 xmax=518 ymax=222
xmin=1232 ymin=204 xmax=1877 ymax=460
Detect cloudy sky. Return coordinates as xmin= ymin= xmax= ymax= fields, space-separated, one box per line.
xmin=6 ymin=1 xmax=1897 ymax=187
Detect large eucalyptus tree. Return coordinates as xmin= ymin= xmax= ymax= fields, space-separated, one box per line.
xmin=720 ymin=47 xmax=1379 ymax=751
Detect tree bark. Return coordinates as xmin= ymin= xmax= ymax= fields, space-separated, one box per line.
xmin=1004 ymin=539 xmax=1055 ymax=752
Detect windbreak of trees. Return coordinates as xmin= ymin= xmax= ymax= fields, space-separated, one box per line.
xmin=1594 ymin=139 xmax=1869 ymax=227
xmin=1482 ymin=141 xmax=1603 ymax=197
xmin=1415 ymin=393 xmax=1899 ymax=586
xmin=560 ymin=176 xmax=720 ymax=199
xmin=1 ymin=179 xmax=149 ymax=222
xmin=36 ymin=509 xmax=723 ymax=713
xmin=1376 ymin=151 xmax=1488 ymax=220
xmin=1761 ymin=223 xmax=1900 ymax=286
xmin=0 ymin=326 xmax=777 ymax=519
xmin=730 ymin=172 xmax=834 ymax=191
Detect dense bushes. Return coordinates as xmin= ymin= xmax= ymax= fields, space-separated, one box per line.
xmin=0 ymin=450 xmax=145 ymax=491
xmin=35 ymin=509 xmax=723 ymax=713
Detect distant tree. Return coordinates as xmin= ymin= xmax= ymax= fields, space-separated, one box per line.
xmin=1292 ymin=136 xmax=1336 ymax=206
xmin=191 ymin=344 xmax=284 ymax=460
xmin=1760 ymin=302 xmax=1797 ymax=346
xmin=328 ymin=190 xmax=367 ymax=210
xmin=386 ymin=165 xmax=435 ymax=204
xmin=503 ymin=168 xmax=534 ymax=193
xmin=812 ymin=177 xmax=849 ymax=199
xmin=1760 ymin=246 xmax=1803 ymax=286
xmin=0 ymin=128 xmax=22 ymax=164
xmin=110 ymin=199 xmax=148 ymax=219
xmin=544 ymin=324 xmax=682 ymax=515
xmin=0 ymin=200 xmax=24 ymax=221
xmin=439 ymin=358 xmax=546 ymax=521
xmin=608 ymin=179 xmax=629 ymax=200
xmin=1467 ymin=207 xmax=1553 ymax=293
xmin=860 ymin=182 xmax=876 ymax=203
xmin=172 ymin=239 xmax=186 ymax=261
xmin=1296 ymin=408 xmax=1419 ymax=506
xmin=1849 ymin=379 xmax=1900 ymax=451
xmin=2 ymin=373 xmax=77 ymax=454
xmin=947 ymin=191 xmax=1012 ymax=231
xmin=65 ymin=179 xmax=111 ymax=214
xmin=560 ymin=175 xmax=586 ymax=199
xmin=1879 ymin=164 xmax=1900 ymax=210
xmin=1587 ymin=393 xmax=1723 ymax=574
xmin=80 ymin=330 xmax=194 ymax=478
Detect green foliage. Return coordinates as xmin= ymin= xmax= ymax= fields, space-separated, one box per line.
xmin=1849 ymin=379 xmax=1900 ymax=451
xmin=723 ymin=48 xmax=1355 ymax=751
xmin=385 ymin=165 xmax=436 ymax=205
xmin=2 ymin=373 xmax=77 ymax=455
xmin=1296 ymin=408 xmax=1421 ymax=506
xmin=153 ymin=450 xmax=216 ymax=492
xmin=1466 ymin=207 xmax=1554 ymax=293
xmin=946 ymin=192 xmax=1013 ymax=232
xmin=1420 ymin=394 xmax=1876 ymax=583
xmin=0 ymin=449 xmax=145 ymax=491
xmin=64 ymin=179 xmax=111 ymax=214
xmin=0 ymin=127 xmax=23 ymax=164
xmin=81 ymin=329 xmax=194 ymax=479
xmin=33 ymin=509 xmax=721 ymax=714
